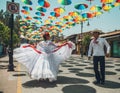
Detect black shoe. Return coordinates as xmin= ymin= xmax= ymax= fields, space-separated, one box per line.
xmin=100 ymin=81 xmax=105 ymax=85
xmin=93 ymin=81 xmax=100 ymax=84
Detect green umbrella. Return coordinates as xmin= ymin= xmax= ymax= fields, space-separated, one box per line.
xmin=22 ymin=0 xmax=32 ymax=5
xmin=58 ymin=0 xmax=72 ymax=5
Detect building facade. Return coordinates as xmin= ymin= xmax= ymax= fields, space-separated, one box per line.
xmin=66 ymin=30 xmax=120 ymax=58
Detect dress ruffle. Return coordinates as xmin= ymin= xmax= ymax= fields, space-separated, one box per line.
xmin=13 ymin=41 xmax=75 ymax=81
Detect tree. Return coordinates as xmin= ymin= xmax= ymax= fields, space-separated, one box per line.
xmin=0 ymin=21 xmax=9 ymax=45
xmin=0 ymin=21 xmax=20 ymax=47
xmin=0 ymin=9 xmax=21 ymax=47
xmin=82 ymin=34 xmax=91 ymax=55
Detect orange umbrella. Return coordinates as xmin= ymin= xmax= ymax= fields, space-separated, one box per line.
xmin=102 ymin=4 xmax=114 ymax=11
xmin=90 ymin=5 xmax=102 ymax=12
xmin=68 ymin=11 xmax=80 ymax=17
xmin=101 ymin=0 xmax=114 ymax=4
xmin=54 ymin=7 xmax=65 ymax=14
xmin=21 ymin=10 xmax=30 ymax=15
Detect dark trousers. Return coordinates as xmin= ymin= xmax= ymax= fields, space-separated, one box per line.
xmin=93 ymin=56 xmax=105 ymax=82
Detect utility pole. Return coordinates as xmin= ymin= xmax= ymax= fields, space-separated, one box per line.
xmin=8 ymin=0 xmax=14 ymax=71
xmin=80 ymin=21 xmax=83 ymax=58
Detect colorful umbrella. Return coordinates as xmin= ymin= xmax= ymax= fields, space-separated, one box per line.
xmin=90 ymin=5 xmax=102 ymax=11
xmin=115 ymin=0 xmax=120 ymax=9
xmin=33 ymin=16 xmax=42 ymax=20
xmin=54 ymin=7 xmax=65 ymax=14
xmin=58 ymin=0 xmax=72 ymax=5
xmin=72 ymin=16 xmax=82 ymax=24
xmin=81 ymin=12 xmax=93 ymax=19
xmin=68 ymin=11 xmax=80 ymax=17
xmin=44 ymin=19 xmax=52 ymax=24
xmin=43 ymin=1 xmax=50 ymax=8
xmin=38 ymin=0 xmax=44 ymax=6
xmin=21 ymin=10 xmax=30 ymax=15
xmin=48 ymin=16 xmax=56 ymax=20
xmin=22 ymin=0 xmax=32 ymax=5
xmin=74 ymin=3 xmax=88 ymax=12
xmin=102 ymin=4 xmax=114 ymax=11
xmin=24 ymin=16 xmax=32 ymax=20
xmin=50 ymin=12 xmax=60 ymax=17
xmin=35 ymin=12 xmax=45 ymax=16
xmin=55 ymin=22 xmax=63 ymax=25
xmin=92 ymin=11 xmax=103 ymax=17
xmin=63 ymin=15 xmax=72 ymax=21
xmin=101 ymin=0 xmax=114 ymax=4
xmin=22 ymin=6 xmax=32 ymax=11
xmin=38 ymin=0 xmax=50 ymax=8
xmin=116 ymin=0 xmax=120 ymax=3
xmin=60 ymin=17 xmax=68 ymax=22
xmin=36 ymin=6 xmax=47 ymax=12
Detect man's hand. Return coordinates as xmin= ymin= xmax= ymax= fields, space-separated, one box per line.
xmin=88 ymin=57 xmax=91 ymax=60
xmin=106 ymin=53 xmax=110 ymax=57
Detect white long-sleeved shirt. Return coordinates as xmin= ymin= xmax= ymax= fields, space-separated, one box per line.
xmin=88 ymin=37 xmax=110 ymax=56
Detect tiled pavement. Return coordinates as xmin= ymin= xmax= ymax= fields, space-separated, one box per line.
xmin=0 ymin=55 xmax=120 ymax=93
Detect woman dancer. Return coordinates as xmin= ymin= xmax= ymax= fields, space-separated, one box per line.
xmin=14 ymin=32 xmax=75 ymax=82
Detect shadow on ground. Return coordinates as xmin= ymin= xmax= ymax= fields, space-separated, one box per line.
xmin=94 ymin=80 xmax=120 ymax=88
xmin=22 ymin=76 xmax=89 ymax=88
xmin=62 ymin=85 xmax=96 ymax=93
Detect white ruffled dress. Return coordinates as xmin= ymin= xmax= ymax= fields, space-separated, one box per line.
xmin=13 ymin=40 xmax=75 ymax=81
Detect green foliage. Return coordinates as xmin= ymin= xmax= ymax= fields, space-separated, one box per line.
xmin=0 ymin=9 xmax=21 ymax=47
xmin=82 ymin=34 xmax=91 ymax=46
xmin=0 ymin=21 xmax=10 ymax=45
xmin=0 ymin=21 xmax=20 ymax=47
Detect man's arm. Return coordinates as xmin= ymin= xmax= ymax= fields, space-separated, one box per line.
xmin=88 ymin=41 xmax=93 ymax=60
xmin=104 ymin=39 xmax=110 ymax=57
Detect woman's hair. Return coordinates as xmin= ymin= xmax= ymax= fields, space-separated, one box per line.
xmin=43 ymin=32 xmax=50 ymax=41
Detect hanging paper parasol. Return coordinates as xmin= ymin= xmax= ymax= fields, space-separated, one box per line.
xmin=58 ymin=0 xmax=72 ymax=5
xmin=22 ymin=0 xmax=32 ymax=5
xmin=54 ymin=7 xmax=65 ymax=14
xmin=36 ymin=6 xmax=47 ymax=12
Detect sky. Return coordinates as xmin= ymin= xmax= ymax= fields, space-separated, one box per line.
xmin=0 ymin=0 xmax=120 ymax=37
